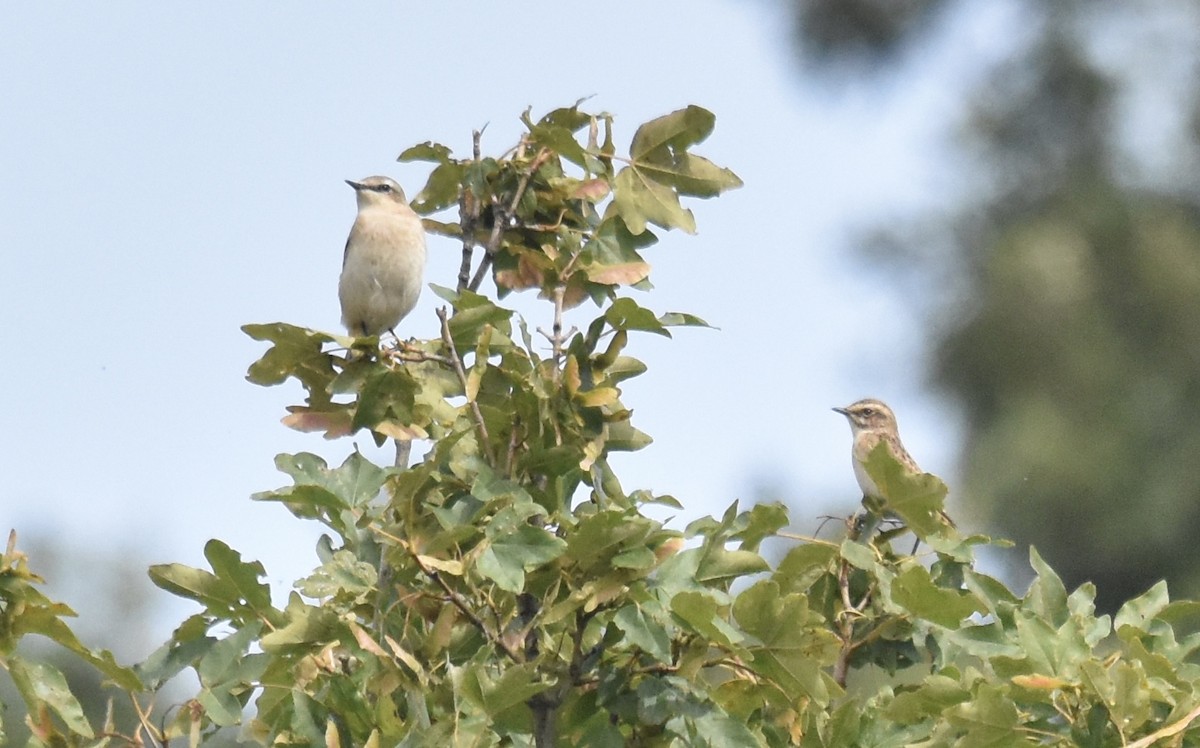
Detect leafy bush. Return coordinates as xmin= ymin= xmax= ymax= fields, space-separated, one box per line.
xmin=5 ymin=103 xmax=1200 ymax=747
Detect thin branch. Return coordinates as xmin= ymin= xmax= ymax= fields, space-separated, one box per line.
xmin=426 ymin=567 xmax=522 ymax=662
xmin=437 ymin=306 xmax=495 ymax=464
xmin=833 ymin=558 xmax=857 ymax=688
xmin=372 ymin=524 xmax=523 ymax=663
xmin=776 ymin=531 xmax=840 ymax=548
xmin=505 ymin=416 xmax=521 ymax=478
xmin=551 ymin=285 xmax=566 ymax=363
xmin=467 ymin=146 xmax=553 ymax=293
xmin=387 ymin=347 xmax=454 ymax=366
xmin=128 ymin=693 xmax=163 ymax=747
xmin=456 ymin=129 xmax=484 ymax=293
xmin=394 ymin=440 xmax=411 ymax=469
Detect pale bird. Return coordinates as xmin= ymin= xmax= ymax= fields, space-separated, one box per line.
xmin=339 ymin=176 xmax=427 ymax=338
xmin=833 ymin=398 xmax=954 ymax=528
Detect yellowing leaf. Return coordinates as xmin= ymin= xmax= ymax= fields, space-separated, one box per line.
xmin=587 ymin=261 xmax=652 ymax=286
xmin=1012 ymin=674 xmax=1073 ymax=691
xmin=564 ymin=355 xmax=582 ymax=396
xmin=417 ymin=555 xmax=463 ymax=575
xmin=373 ymin=421 xmax=428 ymax=441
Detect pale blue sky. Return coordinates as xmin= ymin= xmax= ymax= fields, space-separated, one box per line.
xmin=0 ymin=2 xmax=1016 ymax=652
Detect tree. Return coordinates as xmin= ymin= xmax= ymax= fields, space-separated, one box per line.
xmin=786 ymin=0 xmax=1200 ymax=611
xmin=7 ymin=102 xmax=1200 ymax=747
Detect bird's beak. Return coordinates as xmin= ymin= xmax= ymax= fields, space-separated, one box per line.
xmin=832 ymin=407 xmax=849 ymax=416
xmin=345 ymin=179 xmax=363 ymax=190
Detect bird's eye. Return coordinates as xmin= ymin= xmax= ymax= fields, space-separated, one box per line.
xmin=862 ymin=408 xmax=874 ymax=417
xmin=376 ymin=184 xmax=391 ymax=192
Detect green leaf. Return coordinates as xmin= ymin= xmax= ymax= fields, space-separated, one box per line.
xmin=687 ymin=710 xmax=762 ymax=748
xmin=149 ymin=563 xmax=237 ymax=615
xmin=260 ymin=593 xmax=342 ymax=651
xmin=253 ymin=452 xmax=393 ymax=525
xmin=640 ymin=153 xmax=744 ymax=199
xmin=352 ymin=365 xmax=420 ymax=435
xmin=612 ymin=165 xmax=696 ymax=235
xmin=413 ymin=161 xmax=465 ymax=214
xmin=444 ymin=290 xmax=515 ymax=350
xmin=1114 ymin=580 xmax=1169 ymax=633
xmin=775 ymin=543 xmax=837 ymax=594
xmin=297 ymin=549 xmax=379 ymax=602
xmin=605 ymin=297 xmax=670 ymax=337
xmin=613 ymin=604 xmax=673 ymax=662
xmin=8 ymin=655 xmax=93 ymax=737
xmin=658 ymin=311 xmax=713 ymax=329
xmin=197 ymin=622 xmax=264 ymax=687
xmin=732 ymin=580 xmax=837 ymax=704
xmin=1025 ymin=546 xmax=1069 ymax=626
xmin=891 ymin=565 xmax=985 ymax=628
xmin=481 ymin=663 xmax=551 ymax=718
xmin=731 ymin=502 xmax=789 ymax=551
xmin=397 ymin=141 xmax=453 ymax=163
xmin=627 ymin=106 xmax=741 ymax=199
xmin=242 ymin=322 xmax=338 ymax=395
xmin=671 ymin=590 xmax=744 ymax=648
xmin=203 ymin=539 xmax=273 ymax=617
xmin=695 ymin=548 xmax=769 ymax=583
xmin=885 ymin=675 xmax=971 ymax=725
xmin=136 ymin=614 xmax=217 ymax=689
xmin=862 ymin=442 xmax=952 ymax=539
xmin=605 ymin=420 xmax=654 ymax=453
xmin=944 ymin=684 xmax=1024 ymax=746
xmin=565 ymin=509 xmax=655 ymax=570
xmin=476 ymin=525 xmax=567 ymax=592
xmin=630 ymin=105 xmax=716 ymax=160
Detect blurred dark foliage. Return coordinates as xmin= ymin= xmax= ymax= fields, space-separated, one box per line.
xmin=787 ymin=0 xmax=1200 ymax=611
xmin=791 ymin=0 xmax=949 ymax=70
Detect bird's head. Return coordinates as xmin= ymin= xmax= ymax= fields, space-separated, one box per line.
xmin=833 ymin=398 xmax=898 ymax=435
xmin=346 ymin=175 xmax=408 ymax=210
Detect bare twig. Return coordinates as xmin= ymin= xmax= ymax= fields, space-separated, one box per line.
xmin=776 ymin=531 xmax=840 ymax=548
xmin=551 ymin=285 xmax=566 ymax=362
xmin=128 ymin=693 xmax=162 ymax=747
xmin=386 ymin=346 xmax=454 ymax=366
xmin=456 ymin=129 xmax=485 ymax=293
xmin=437 ymin=306 xmax=495 ymax=464
xmin=394 ymin=440 xmax=411 ymax=468
xmin=833 ymin=558 xmax=857 ymax=688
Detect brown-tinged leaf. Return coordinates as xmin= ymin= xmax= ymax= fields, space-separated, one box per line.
xmin=586 ymin=261 xmax=651 ymax=286
xmin=494 ymin=252 xmax=546 ymax=291
xmin=282 ymin=408 xmax=354 ymax=439
xmin=572 ymin=178 xmax=611 ymax=201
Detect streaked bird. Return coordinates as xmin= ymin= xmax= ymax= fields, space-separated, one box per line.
xmin=339 ymin=176 xmax=426 ymax=338
xmin=833 ymin=398 xmax=954 ymax=529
